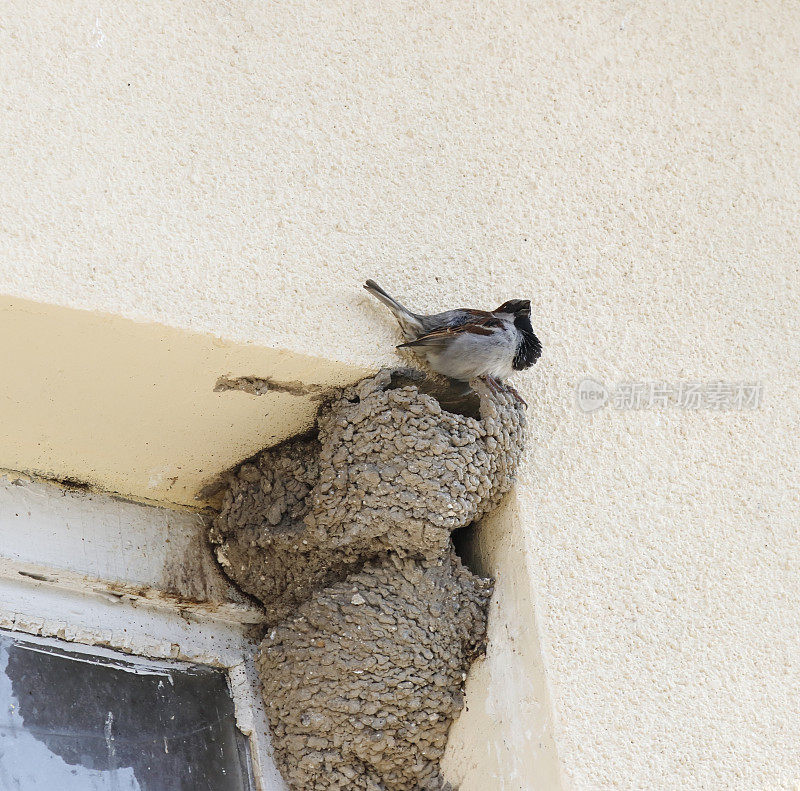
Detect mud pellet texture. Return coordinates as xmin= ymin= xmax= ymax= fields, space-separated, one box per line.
xmin=259 ymin=554 xmax=492 ymax=791
xmin=211 ymin=370 xmax=524 ymax=624
xmin=210 ymin=370 xmax=526 ymax=790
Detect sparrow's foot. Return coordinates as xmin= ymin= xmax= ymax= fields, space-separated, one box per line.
xmin=482 ymin=376 xmax=526 ymax=407
xmin=505 ymin=383 xmax=528 ymax=409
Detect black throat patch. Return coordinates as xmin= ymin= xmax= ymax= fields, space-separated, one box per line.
xmin=512 ymin=315 xmax=542 ymax=371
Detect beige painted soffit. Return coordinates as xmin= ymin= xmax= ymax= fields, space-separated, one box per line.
xmin=0 ymin=296 xmax=370 ymax=509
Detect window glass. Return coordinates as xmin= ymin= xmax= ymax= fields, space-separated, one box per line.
xmin=0 ymin=630 xmax=254 ymax=791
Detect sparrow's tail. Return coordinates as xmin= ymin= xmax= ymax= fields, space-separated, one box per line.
xmin=363 ymin=279 xmax=423 ymax=339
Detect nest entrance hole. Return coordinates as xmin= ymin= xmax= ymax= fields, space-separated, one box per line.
xmin=451 ymin=522 xmax=484 ymax=577
xmin=387 ymin=371 xmax=481 ymax=419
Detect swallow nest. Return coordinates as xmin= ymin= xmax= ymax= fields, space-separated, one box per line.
xmin=211 ymin=369 xmax=526 ymax=791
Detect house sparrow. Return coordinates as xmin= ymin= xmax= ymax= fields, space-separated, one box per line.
xmin=363 ymin=279 xmax=541 ymax=402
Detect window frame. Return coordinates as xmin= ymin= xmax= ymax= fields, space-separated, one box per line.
xmin=0 ymin=474 xmax=285 ymax=791
xmin=0 ymin=627 xmax=258 ymax=791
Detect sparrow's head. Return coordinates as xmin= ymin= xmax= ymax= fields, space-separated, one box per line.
xmin=494 ymin=298 xmax=531 ymax=317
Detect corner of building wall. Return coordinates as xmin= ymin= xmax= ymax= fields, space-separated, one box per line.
xmin=443 ymin=494 xmax=567 ymax=791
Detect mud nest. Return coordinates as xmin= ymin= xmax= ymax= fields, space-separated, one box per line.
xmin=211 ymin=370 xmax=526 ymax=791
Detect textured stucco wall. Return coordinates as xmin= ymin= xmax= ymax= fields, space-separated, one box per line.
xmin=2 ymin=1 xmax=800 ymax=789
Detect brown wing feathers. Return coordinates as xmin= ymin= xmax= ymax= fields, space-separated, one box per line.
xmin=397 ymin=314 xmax=503 ymax=348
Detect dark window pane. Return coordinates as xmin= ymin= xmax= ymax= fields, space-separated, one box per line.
xmin=0 ymin=630 xmax=254 ymax=791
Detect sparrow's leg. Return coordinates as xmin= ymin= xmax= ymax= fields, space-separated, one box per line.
xmin=482 ymin=375 xmax=502 ymax=395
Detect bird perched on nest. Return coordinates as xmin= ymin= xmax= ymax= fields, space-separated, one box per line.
xmin=363 ymin=279 xmax=541 ymax=404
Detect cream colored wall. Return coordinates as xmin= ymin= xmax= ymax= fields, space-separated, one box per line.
xmin=2 ymin=1 xmax=800 ymax=789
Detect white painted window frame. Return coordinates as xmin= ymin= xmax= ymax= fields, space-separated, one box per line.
xmin=0 ymin=474 xmax=286 ymax=791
